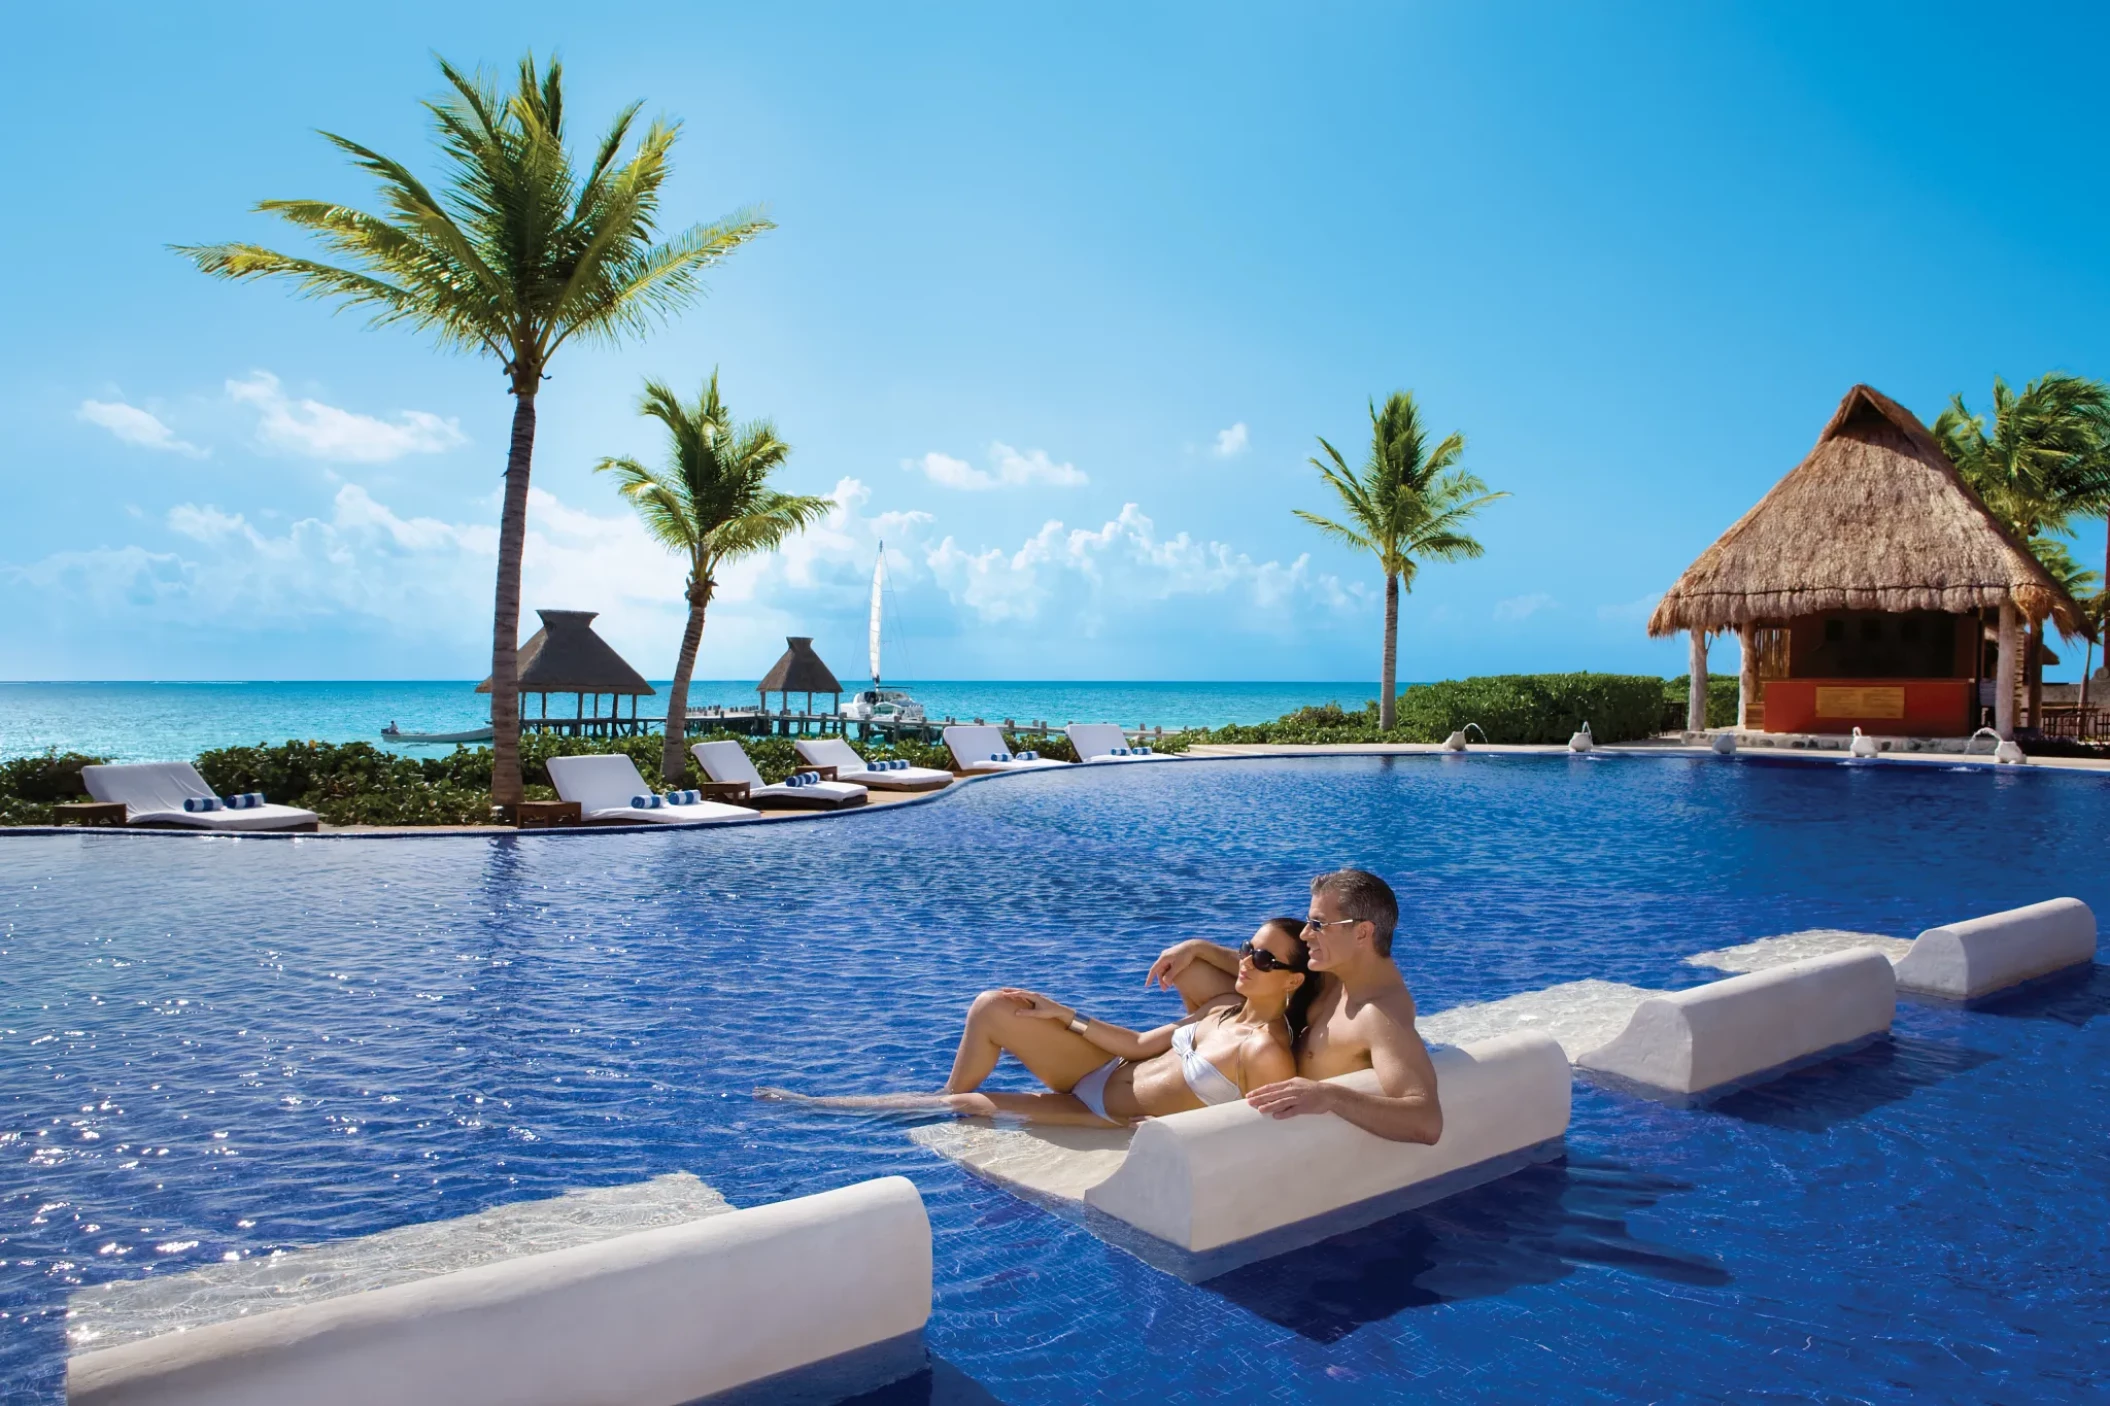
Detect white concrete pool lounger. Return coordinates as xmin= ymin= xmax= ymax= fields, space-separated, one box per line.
xmin=794 ymin=737 xmax=953 ymax=791
xmin=67 ymin=1175 xmax=933 ymax=1406
xmin=942 ymin=725 xmax=1070 ymax=774
xmin=917 ymin=1031 xmax=1570 ymax=1278
xmin=1892 ymin=897 xmax=2097 ymax=1000
xmin=1577 ymin=948 xmax=1898 ymax=1103
xmin=81 ymin=762 xmax=319 ymax=833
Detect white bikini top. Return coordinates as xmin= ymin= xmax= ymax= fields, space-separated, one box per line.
xmin=1172 ymin=1019 xmax=1245 ymax=1105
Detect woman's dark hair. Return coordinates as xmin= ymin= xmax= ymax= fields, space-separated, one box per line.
xmin=1261 ymin=916 xmax=1320 ymax=1044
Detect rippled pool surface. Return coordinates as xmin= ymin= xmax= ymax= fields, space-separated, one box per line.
xmin=4 ymin=754 xmax=2109 ymax=1403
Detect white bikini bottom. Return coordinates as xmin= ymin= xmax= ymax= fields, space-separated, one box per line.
xmin=1071 ymin=1058 xmax=1121 ymax=1122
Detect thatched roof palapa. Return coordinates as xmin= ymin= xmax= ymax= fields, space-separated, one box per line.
xmin=476 ymin=610 xmax=656 ymax=695
xmin=1648 ymin=384 xmax=2087 ymax=639
xmin=756 ymin=637 xmax=843 ymax=696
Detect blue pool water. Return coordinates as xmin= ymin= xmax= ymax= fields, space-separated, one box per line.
xmin=3 ymin=754 xmax=2108 ymax=1402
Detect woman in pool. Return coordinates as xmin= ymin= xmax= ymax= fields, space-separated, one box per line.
xmin=759 ymin=918 xmax=1315 ymax=1127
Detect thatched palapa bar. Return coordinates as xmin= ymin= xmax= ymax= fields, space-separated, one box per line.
xmin=1649 ymin=385 xmax=2087 ymax=741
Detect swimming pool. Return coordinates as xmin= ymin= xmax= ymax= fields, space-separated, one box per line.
xmin=4 ymin=754 xmax=2108 ymax=1402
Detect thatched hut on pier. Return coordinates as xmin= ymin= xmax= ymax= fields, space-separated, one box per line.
xmin=478 ymin=609 xmax=656 ymax=735
xmin=756 ymin=637 xmax=843 ymax=718
xmin=1648 ymin=384 xmax=2087 ymax=740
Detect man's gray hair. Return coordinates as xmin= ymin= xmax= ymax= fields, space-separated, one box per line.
xmin=1310 ymin=869 xmax=1399 ymax=957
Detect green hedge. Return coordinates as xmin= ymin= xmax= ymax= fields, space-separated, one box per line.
xmin=1190 ymin=673 xmax=1687 ymax=746
xmin=1658 ymin=674 xmax=1739 ymax=731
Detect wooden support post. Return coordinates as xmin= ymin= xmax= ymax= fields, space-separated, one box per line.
xmin=1688 ymin=628 xmax=1709 ymax=733
xmin=1737 ymin=625 xmax=1757 ymax=732
xmin=1996 ymin=602 xmax=2020 ymax=741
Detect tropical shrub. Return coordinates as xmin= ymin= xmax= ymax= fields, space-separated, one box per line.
xmin=0 ymin=749 xmax=107 ymax=824
xmin=1658 ymin=674 xmax=1740 ymax=731
xmin=1190 ymin=673 xmax=1675 ymax=746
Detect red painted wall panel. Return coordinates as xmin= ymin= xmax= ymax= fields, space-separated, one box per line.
xmin=1762 ymin=679 xmax=1973 ymax=736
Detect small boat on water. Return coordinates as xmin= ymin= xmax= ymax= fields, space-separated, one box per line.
xmin=381 ymin=722 xmax=495 ymax=745
xmin=839 ymin=543 xmax=927 ymax=725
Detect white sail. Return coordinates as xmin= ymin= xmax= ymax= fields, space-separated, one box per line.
xmin=868 ymin=543 xmax=886 ymax=685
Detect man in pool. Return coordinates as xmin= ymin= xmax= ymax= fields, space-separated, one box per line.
xmin=1147 ymin=868 xmax=1443 ymax=1144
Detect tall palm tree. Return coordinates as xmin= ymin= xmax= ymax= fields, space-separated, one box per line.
xmin=1936 ymin=374 xmax=2110 ymax=723
xmin=2029 ymin=538 xmax=2103 ymax=720
xmin=598 ymin=373 xmax=832 ymax=783
xmin=1296 ymin=392 xmax=1506 ymax=730
xmin=175 ymin=55 xmax=771 ymax=812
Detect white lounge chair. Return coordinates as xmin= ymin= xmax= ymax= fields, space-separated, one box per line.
xmin=941 ymin=725 xmax=1070 ymax=774
xmin=794 ymin=738 xmax=951 ymax=792
xmin=80 ymin=762 xmax=320 ymax=832
xmin=1065 ymin=723 xmax=1177 ymax=763
xmin=545 ymin=754 xmax=759 ymax=826
xmin=691 ymin=740 xmax=869 ymax=810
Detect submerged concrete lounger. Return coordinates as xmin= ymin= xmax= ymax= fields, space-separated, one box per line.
xmin=941 ymin=725 xmax=1070 ymax=774
xmin=793 ymin=738 xmax=952 ymax=791
xmin=544 ymin=753 xmax=759 ymax=826
xmin=81 ymin=762 xmax=319 ymax=832
xmin=1576 ymin=947 xmax=1896 ymax=1102
xmin=919 ymin=1031 xmax=1569 ymax=1277
xmin=1064 ymin=723 xmax=1178 ymax=763
xmin=67 ymin=1176 xmax=933 ymax=1406
xmin=1892 ymin=897 xmax=2097 ymax=1000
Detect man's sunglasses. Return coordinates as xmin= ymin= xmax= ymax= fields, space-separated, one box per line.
xmin=1240 ymin=940 xmax=1304 ymax=973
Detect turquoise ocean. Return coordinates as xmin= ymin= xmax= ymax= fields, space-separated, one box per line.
xmin=0 ymin=680 xmax=1381 ymax=762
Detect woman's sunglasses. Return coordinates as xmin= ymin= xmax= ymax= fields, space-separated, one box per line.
xmin=1239 ymin=940 xmax=1304 ymax=973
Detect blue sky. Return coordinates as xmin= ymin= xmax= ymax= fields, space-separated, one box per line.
xmin=8 ymin=2 xmax=2110 ymax=684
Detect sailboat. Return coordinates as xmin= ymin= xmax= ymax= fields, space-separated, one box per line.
xmin=838 ymin=542 xmax=927 ymax=723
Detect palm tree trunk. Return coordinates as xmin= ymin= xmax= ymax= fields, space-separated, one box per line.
xmin=488 ymin=387 xmax=537 ymax=812
xmin=2088 ymin=518 xmax=2108 ymax=712
xmin=1379 ymin=570 xmax=1400 ymax=731
xmin=660 ymin=581 xmax=710 ymax=784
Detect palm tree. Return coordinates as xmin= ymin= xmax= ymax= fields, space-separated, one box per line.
xmin=1296 ymin=393 xmax=1506 ymax=730
xmin=2029 ymin=538 xmax=2103 ymax=720
xmin=175 ymin=55 xmax=771 ymax=812
xmin=1934 ymin=374 xmax=2110 ymax=542
xmin=1936 ymin=374 xmax=2110 ymax=723
xmin=598 ymin=373 xmax=832 ymax=783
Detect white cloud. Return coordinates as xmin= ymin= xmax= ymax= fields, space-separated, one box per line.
xmin=923 ymin=503 xmax=1360 ymax=631
xmin=903 ymin=441 xmax=1088 ymax=491
xmin=77 ymin=400 xmax=208 ymax=458
xmin=1494 ymin=592 xmax=1557 ymax=622
xmin=226 ymin=371 xmax=467 ymax=463
xmin=6 ymin=476 xmax=1368 ymax=674
xmin=1597 ymin=594 xmax=1661 ymax=622
xmin=1213 ymin=422 xmax=1250 ymax=456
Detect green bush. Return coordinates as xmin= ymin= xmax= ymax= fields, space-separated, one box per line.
xmin=1190 ymin=673 xmax=1675 ymax=746
xmin=0 ymin=750 xmax=104 ymax=802
xmin=1658 ymin=674 xmax=1739 ymax=730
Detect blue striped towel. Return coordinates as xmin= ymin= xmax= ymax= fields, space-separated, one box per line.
xmin=631 ymin=793 xmax=665 ymax=809
xmin=183 ymin=795 xmax=225 ymax=813
xmin=1017 ymin=750 xmax=1039 ymax=761
xmin=989 ymin=753 xmax=1011 ymax=762
xmin=1135 ymin=746 xmax=1153 ymax=755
